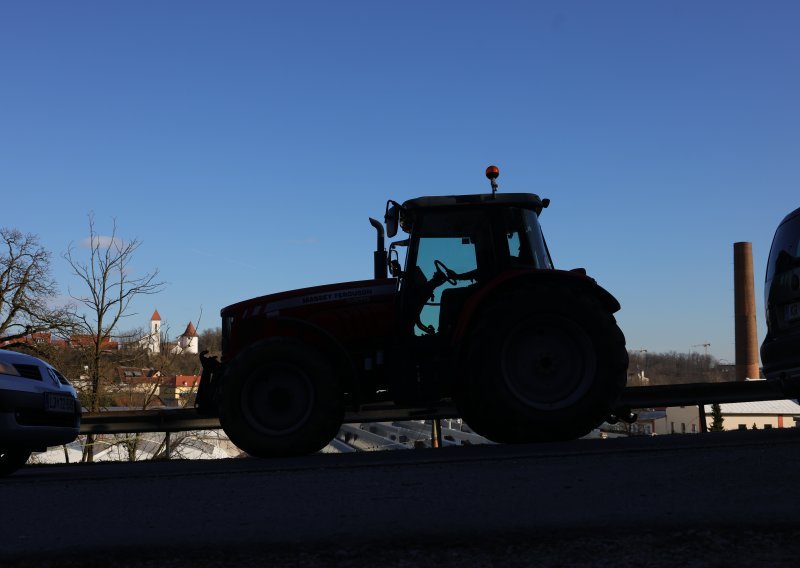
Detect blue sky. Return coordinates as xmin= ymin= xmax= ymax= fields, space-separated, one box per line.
xmin=1 ymin=1 xmax=798 ymax=363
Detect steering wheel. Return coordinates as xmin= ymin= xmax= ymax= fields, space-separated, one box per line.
xmin=434 ymin=259 xmax=457 ymax=285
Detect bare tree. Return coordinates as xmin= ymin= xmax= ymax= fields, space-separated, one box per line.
xmin=198 ymin=326 xmax=222 ymax=355
xmin=0 ymin=228 xmax=74 ymax=346
xmin=108 ymin=327 xmax=202 ymax=462
xmin=64 ymin=215 xmax=165 ymax=461
xmin=626 ymin=349 xmax=727 ymax=385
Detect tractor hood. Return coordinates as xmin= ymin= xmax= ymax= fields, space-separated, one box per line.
xmin=221 ymin=279 xmax=398 ymax=320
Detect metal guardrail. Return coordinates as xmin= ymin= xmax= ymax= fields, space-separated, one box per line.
xmin=79 ymin=403 xmax=460 ymax=436
xmin=80 ymin=408 xmax=220 ymax=435
xmin=80 ymin=379 xmax=800 ymax=437
xmin=617 ymin=379 xmax=800 ymax=409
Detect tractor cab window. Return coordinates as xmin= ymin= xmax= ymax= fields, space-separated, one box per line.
xmin=404 ymin=210 xmax=488 ymax=336
xmin=415 ymin=236 xmax=478 ymax=335
xmin=499 ymin=208 xmax=553 ymax=270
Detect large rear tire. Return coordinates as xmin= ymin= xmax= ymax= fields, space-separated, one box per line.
xmin=456 ymin=284 xmax=628 ymax=443
xmin=0 ymin=448 xmax=32 ymax=476
xmin=219 ymin=340 xmax=344 ymax=458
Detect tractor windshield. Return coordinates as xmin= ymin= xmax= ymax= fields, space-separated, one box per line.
xmin=501 ymin=208 xmax=553 ymax=270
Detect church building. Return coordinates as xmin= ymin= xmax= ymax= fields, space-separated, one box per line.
xmin=140 ymin=310 xmax=199 ymax=355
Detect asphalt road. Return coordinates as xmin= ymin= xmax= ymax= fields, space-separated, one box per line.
xmin=4 ymin=429 xmax=800 ymax=567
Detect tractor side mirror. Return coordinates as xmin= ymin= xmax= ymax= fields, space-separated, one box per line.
xmin=388 ymin=239 xmax=408 ymax=276
xmin=385 ymin=200 xmax=401 ymax=238
xmin=389 ymin=254 xmax=402 ymax=277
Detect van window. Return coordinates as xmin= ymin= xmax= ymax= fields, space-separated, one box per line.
xmin=767 ymin=211 xmax=800 ymax=282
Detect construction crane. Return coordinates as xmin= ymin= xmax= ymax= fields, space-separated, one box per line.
xmin=693 ymin=343 xmax=711 ymax=356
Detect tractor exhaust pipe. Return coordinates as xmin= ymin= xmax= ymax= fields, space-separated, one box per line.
xmin=369 ymin=218 xmax=388 ymax=279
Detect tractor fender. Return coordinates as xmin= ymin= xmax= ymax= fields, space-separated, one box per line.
xmin=451 ymin=268 xmax=622 ymax=346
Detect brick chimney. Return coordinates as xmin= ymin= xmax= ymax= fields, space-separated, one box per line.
xmin=734 ymin=242 xmax=760 ymax=381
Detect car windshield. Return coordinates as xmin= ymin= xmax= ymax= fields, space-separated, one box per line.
xmin=767 ymin=211 xmax=800 ymax=282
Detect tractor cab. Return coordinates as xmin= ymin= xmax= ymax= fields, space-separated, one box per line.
xmin=384 ymin=169 xmax=552 ymax=340
xmin=372 ymin=168 xmax=560 ymax=403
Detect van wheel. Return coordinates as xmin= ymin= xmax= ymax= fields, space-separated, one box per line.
xmin=0 ymin=448 xmax=32 ymax=476
xmin=220 ymin=340 xmax=344 ymax=457
xmin=456 ymin=285 xmax=628 ymax=443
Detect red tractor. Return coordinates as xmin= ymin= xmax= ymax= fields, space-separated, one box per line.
xmin=197 ymin=167 xmax=628 ymax=457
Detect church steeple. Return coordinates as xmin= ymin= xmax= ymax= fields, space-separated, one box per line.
xmin=177 ymin=322 xmax=199 ymax=354
xmin=149 ymin=309 xmax=161 ymax=353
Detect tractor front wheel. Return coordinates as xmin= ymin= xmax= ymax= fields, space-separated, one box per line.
xmin=219 ymin=340 xmax=344 ymax=458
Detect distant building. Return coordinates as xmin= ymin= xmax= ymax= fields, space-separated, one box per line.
xmin=69 ymin=334 xmax=119 ymax=351
xmin=1 ymin=332 xmax=82 ymax=350
xmin=664 ymin=399 xmax=800 ymax=433
xmin=140 ymin=310 xmax=162 ymax=354
xmin=173 ymin=322 xmax=199 ymax=355
xmin=160 ymin=374 xmax=201 ymax=402
xmin=112 ymin=367 xmax=199 ymax=408
xmin=631 ymin=409 xmax=666 ymax=435
xmin=137 ymin=310 xmax=200 ymax=355
xmin=662 ymin=406 xmax=702 ymax=434
xmin=115 ymin=367 xmax=161 ymax=382
xmin=707 ymin=400 xmax=800 ymax=431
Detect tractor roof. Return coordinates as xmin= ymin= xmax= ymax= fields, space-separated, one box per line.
xmin=402 ymin=192 xmax=546 ymax=213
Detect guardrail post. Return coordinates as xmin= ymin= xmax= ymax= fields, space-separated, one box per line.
xmin=431 ymin=419 xmax=442 ymax=448
xmin=699 ymin=403 xmax=708 ymax=433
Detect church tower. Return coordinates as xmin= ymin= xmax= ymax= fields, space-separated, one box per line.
xmin=177 ymin=322 xmax=199 ymax=355
xmin=149 ymin=309 xmax=162 ymax=353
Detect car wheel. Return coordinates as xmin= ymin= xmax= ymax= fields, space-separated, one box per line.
xmin=0 ymin=448 xmax=32 ymax=476
xmin=219 ymin=339 xmax=344 ymax=458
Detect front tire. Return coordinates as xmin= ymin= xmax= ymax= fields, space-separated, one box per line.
xmin=0 ymin=448 xmax=32 ymax=476
xmin=219 ymin=340 xmax=344 ymax=458
xmin=457 ymin=284 xmax=628 ymax=443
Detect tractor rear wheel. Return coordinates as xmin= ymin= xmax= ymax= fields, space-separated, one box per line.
xmin=219 ymin=340 xmax=344 ymax=457
xmin=456 ymin=284 xmax=628 ymax=443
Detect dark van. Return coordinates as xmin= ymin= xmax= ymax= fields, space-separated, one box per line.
xmin=761 ymin=207 xmax=800 ymax=380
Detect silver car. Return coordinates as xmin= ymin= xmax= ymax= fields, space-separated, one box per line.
xmin=0 ymin=349 xmax=81 ymax=475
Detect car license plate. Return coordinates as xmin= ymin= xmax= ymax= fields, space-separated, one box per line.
xmin=45 ymin=393 xmax=74 ymax=414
